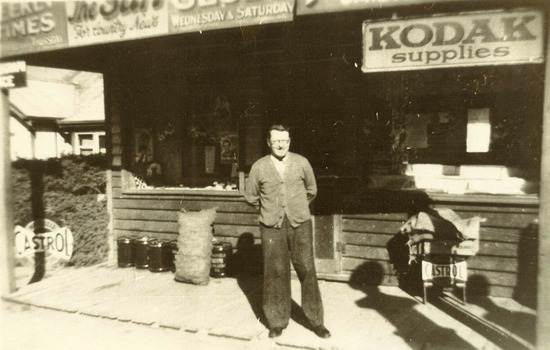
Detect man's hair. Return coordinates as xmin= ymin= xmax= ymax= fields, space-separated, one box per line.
xmin=267 ymin=124 xmax=290 ymax=139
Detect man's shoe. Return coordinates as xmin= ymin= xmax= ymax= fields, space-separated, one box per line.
xmin=268 ymin=327 xmax=283 ymax=338
xmin=312 ymin=325 xmax=331 ymax=338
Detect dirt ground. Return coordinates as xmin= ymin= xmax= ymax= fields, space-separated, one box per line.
xmin=0 ymin=300 xmax=276 ymax=350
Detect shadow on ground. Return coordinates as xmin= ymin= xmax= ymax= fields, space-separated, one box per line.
xmin=231 ymin=232 xmax=317 ymax=332
xmin=350 ymin=261 xmax=477 ymax=349
xmin=386 ymin=232 xmax=534 ymax=349
xmin=439 ymin=275 xmax=535 ymax=349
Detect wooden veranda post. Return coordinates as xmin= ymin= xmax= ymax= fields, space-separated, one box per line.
xmin=537 ymin=7 xmax=550 ymax=349
xmin=0 ymin=88 xmax=15 ymax=295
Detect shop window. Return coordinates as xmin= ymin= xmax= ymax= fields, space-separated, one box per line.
xmin=127 ymin=86 xmax=241 ymax=192
xmin=400 ymin=104 xmax=539 ymax=195
xmin=366 ymin=65 xmax=542 ymax=195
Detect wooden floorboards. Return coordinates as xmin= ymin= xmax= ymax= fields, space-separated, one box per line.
xmin=5 ymin=265 xmax=535 ymax=350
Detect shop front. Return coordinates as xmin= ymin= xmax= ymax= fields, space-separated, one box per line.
xmin=1 ymin=0 xmax=547 ymax=305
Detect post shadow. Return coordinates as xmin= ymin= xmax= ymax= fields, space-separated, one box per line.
xmin=349 ymin=261 xmax=477 ymax=349
xmin=458 ymin=275 xmax=535 ymax=347
xmin=232 ymin=232 xmax=315 ymax=331
xmin=513 ymin=223 xmax=538 ymax=309
xmin=28 ymin=160 xmax=47 ymax=284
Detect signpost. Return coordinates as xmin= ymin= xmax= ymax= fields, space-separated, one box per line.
xmin=0 ymin=87 xmax=13 ymax=295
xmin=0 ymin=60 xmax=27 ymax=295
xmin=0 ymin=61 xmax=27 ymax=89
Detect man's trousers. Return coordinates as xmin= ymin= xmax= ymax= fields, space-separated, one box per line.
xmin=260 ymin=216 xmax=324 ymax=329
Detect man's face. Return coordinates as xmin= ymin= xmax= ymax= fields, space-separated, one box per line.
xmin=268 ymin=130 xmax=290 ymax=159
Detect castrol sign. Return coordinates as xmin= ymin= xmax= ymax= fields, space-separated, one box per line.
xmin=15 ymin=219 xmax=74 ymax=262
xmin=362 ymin=9 xmax=544 ymax=72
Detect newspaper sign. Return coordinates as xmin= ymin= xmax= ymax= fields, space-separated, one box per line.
xmin=362 ymin=9 xmax=544 ymax=72
xmin=0 ymin=1 xmax=69 ymax=58
xmin=422 ymin=260 xmax=467 ymax=282
xmin=169 ymin=0 xmax=295 ymax=34
xmin=66 ymin=0 xmax=169 ymax=47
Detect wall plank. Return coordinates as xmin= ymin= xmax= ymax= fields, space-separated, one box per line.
xmin=113 ymin=209 xmax=258 ymax=226
xmin=452 ymin=211 xmax=538 ymax=229
xmin=467 ymin=256 xmax=518 ymax=273
xmin=343 ymin=219 xmax=404 ymax=234
xmin=344 ymin=245 xmax=389 ymax=261
xmin=342 ymin=213 xmax=409 ymax=221
xmin=213 ymin=224 xmax=259 ymax=239
xmin=478 ymin=241 xmax=518 ymax=258
xmin=113 ymin=198 xmax=257 ymax=213
xmin=343 ymin=232 xmax=394 ymax=247
xmin=114 ymin=219 xmax=178 ymax=233
xmin=113 ymin=230 xmax=177 ymax=241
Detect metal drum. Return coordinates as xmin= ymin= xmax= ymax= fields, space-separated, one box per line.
xmin=148 ymin=240 xmax=172 ymax=273
xmin=117 ymin=236 xmax=134 ymax=267
xmin=170 ymin=240 xmax=178 ymax=272
xmin=211 ymin=242 xmax=232 ymax=278
xmin=133 ymin=236 xmax=151 ymax=269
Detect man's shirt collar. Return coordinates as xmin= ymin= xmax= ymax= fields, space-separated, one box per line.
xmin=270 ymin=154 xmax=287 ymax=163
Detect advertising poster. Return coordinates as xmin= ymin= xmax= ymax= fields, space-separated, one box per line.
xmin=0 ymin=1 xmax=68 ymax=57
xmin=66 ymin=0 xmax=169 ymax=47
xmin=169 ymin=0 xmax=295 ymax=35
xmin=220 ymin=131 xmax=238 ymax=164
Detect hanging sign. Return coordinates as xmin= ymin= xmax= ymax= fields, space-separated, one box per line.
xmin=0 ymin=1 xmax=69 ymax=58
xmin=362 ymin=9 xmax=544 ymax=72
xmin=66 ymin=0 xmax=169 ymax=47
xmin=0 ymin=61 xmax=27 ymax=89
xmin=168 ymin=0 xmax=295 ymax=34
xmin=297 ymin=0 xmax=455 ymax=16
xmin=15 ymin=219 xmax=74 ymax=262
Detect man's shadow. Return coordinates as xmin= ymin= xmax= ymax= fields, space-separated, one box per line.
xmin=386 ymin=232 xmax=424 ymax=297
xmin=232 ymin=232 xmax=314 ymax=331
xmin=350 ymin=261 xmax=477 ymax=349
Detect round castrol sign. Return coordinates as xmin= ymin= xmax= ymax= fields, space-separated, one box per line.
xmin=15 ymin=219 xmax=74 ymax=262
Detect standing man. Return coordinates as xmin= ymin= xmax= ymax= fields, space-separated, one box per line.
xmin=245 ymin=124 xmax=331 ymax=339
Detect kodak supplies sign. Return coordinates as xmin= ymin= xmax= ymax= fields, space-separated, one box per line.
xmin=169 ymin=0 xmax=295 ymax=34
xmin=0 ymin=1 xmax=69 ymax=58
xmin=362 ymin=9 xmax=544 ymax=73
xmin=15 ymin=219 xmax=74 ymax=262
xmin=66 ymin=0 xmax=169 ymax=47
